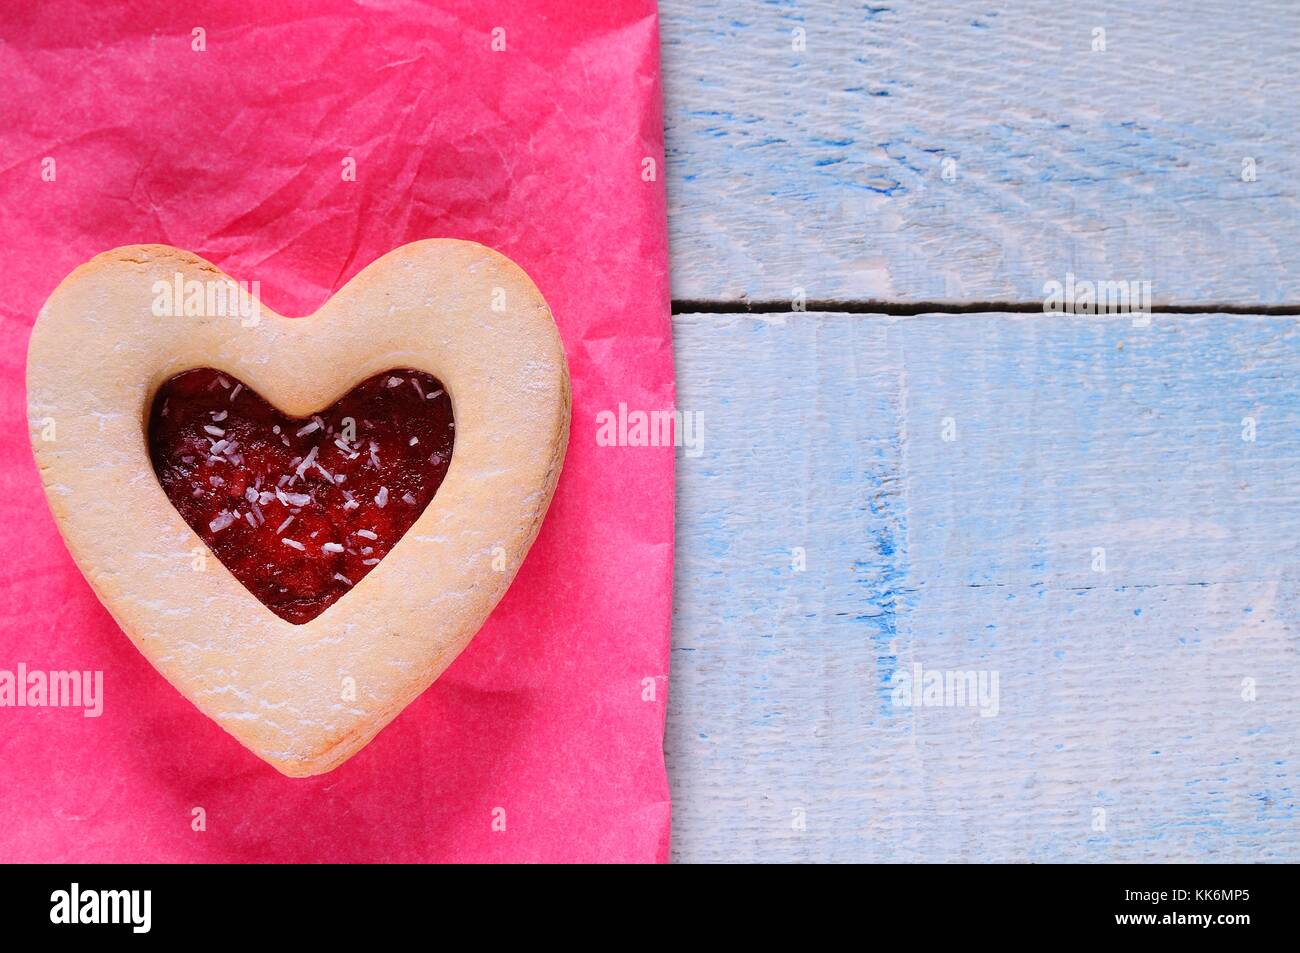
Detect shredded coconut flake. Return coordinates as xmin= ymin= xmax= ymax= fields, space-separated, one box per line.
xmin=276 ymin=515 xmax=295 ymax=533
xmin=410 ymin=378 xmax=424 ymax=398
xmin=332 ymin=572 xmax=354 ymax=586
xmin=387 ymin=376 xmax=403 ymax=388
xmin=230 ymin=383 xmax=243 ymax=401
xmin=208 ymin=511 xmax=237 ymax=533
xmin=275 ymin=486 xmax=313 ymax=507
xmin=296 ymin=420 xmax=321 ymax=437
xmin=402 ymin=492 xmax=417 ymax=505
xmin=374 ymin=486 xmax=389 ymax=507
xmin=281 ymin=538 xmax=305 ymax=551
xmin=322 ymin=542 xmax=344 ymax=554
xmin=295 ymin=445 xmax=319 ymax=479
xmin=356 ymin=529 xmax=378 ymax=540
xmin=362 ymin=558 xmax=380 ymax=566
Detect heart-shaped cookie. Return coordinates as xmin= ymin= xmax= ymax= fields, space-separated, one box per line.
xmin=27 ymin=241 xmax=570 ymax=776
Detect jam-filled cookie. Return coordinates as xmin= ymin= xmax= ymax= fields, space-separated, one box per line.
xmin=27 ymin=241 xmax=570 ymax=776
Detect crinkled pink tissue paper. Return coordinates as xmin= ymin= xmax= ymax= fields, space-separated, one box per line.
xmin=0 ymin=0 xmax=673 ymax=863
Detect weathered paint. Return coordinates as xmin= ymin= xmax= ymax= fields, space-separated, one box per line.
xmin=661 ymin=0 xmax=1300 ymax=305
xmin=668 ymin=312 xmax=1299 ymax=862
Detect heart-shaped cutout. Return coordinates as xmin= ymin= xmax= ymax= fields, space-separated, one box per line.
xmin=148 ymin=367 xmax=455 ymax=624
xmin=28 ymin=241 xmax=570 ymax=776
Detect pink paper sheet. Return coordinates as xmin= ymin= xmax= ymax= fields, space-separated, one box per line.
xmin=0 ymin=0 xmax=672 ymax=863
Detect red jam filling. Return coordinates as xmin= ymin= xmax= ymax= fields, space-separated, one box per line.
xmin=148 ymin=368 xmax=454 ymax=624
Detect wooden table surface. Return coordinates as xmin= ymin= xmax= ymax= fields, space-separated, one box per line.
xmin=660 ymin=0 xmax=1300 ymax=862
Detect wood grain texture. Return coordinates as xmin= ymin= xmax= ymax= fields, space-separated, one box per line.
xmin=667 ymin=311 xmax=1300 ymax=862
xmin=661 ymin=0 xmax=1300 ymax=306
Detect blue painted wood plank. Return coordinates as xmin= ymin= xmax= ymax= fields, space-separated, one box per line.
xmin=667 ymin=311 xmax=1300 ymax=862
xmin=661 ymin=0 xmax=1300 ymax=305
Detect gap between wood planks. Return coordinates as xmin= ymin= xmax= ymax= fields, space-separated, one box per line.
xmin=671 ymin=299 xmax=1300 ymax=316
